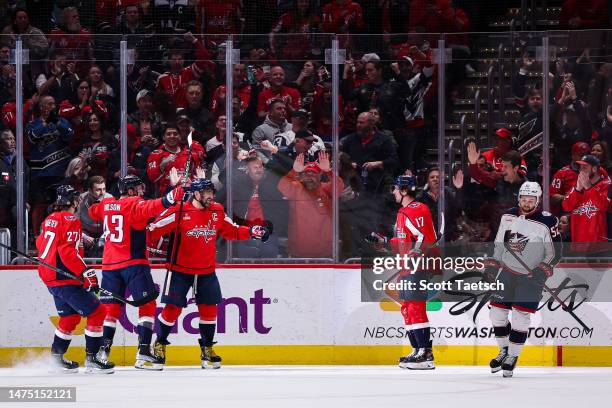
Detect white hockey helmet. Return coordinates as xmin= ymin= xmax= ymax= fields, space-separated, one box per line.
xmin=518 ymin=181 xmax=542 ymax=206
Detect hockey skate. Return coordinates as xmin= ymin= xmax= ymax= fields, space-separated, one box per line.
xmin=404 ymin=348 xmax=435 ymax=370
xmin=135 ymin=345 xmax=164 ymax=371
xmin=84 ymin=353 xmax=115 ymax=374
xmin=398 ymin=348 xmax=419 ymax=369
xmin=96 ymin=339 xmax=112 ymax=363
xmin=502 ymin=355 xmax=518 ymax=378
xmin=153 ymin=340 xmax=168 ymax=364
xmin=490 ymin=347 xmax=508 ymax=373
xmin=200 ymin=340 xmax=221 ymax=369
xmin=49 ymin=354 xmax=79 ymax=374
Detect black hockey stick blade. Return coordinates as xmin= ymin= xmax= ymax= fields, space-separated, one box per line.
xmin=502 ymin=241 xmax=592 ymax=331
xmin=0 ymin=242 xmax=139 ymax=307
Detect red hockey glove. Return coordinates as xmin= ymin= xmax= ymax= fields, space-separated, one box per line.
xmin=82 ymin=269 xmax=98 ymax=291
xmin=482 ymin=258 xmax=501 ymax=282
xmin=162 ymin=186 xmax=185 ymax=208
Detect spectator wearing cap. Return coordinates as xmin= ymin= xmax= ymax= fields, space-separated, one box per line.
xmin=550 ymin=141 xmax=609 ymax=216
xmin=265 ymin=129 xmax=320 ymax=177
xmin=481 ymin=128 xmax=527 ymax=174
xmin=109 ymin=124 xmax=153 ymax=196
xmin=278 ymin=151 xmax=343 ymax=258
xmin=252 ymin=99 xmax=292 ymax=162
xmin=219 ymin=156 xmax=286 ymax=258
xmin=129 ymin=89 xmax=163 ymax=148
xmin=257 ymin=66 xmax=302 ymax=119
xmin=48 ymin=7 xmax=94 ymax=79
xmin=182 ymin=80 xmax=214 ymax=138
xmin=276 ymin=108 xmax=325 ymax=153
xmin=562 ymin=154 xmax=611 ymax=252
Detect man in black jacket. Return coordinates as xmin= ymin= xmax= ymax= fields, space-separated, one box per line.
xmin=340 ymin=111 xmax=400 ymax=248
xmin=0 ymin=129 xmax=29 ymax=247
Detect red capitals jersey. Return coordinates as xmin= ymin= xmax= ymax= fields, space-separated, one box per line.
xmin=257 ymin=86 xmax=302 ymax=117
xmin=321 ymin=0 xmax=364 ymax=33
xmin=196 ymin=0 xmax=241 ymax=34
xmin=562 ymin=175 xmax=611 ymax=247
xmin=551 ymin=165 xmax=609 ymax=215
xmin=148 ymin=201 xmax=251 ymax=274
xmin=391 ymin=201 xmax=437 ymax=255
xmin=147 ymin=142 xmax=205 ymax=195
xmin=210 ymin=83 xmax=252 ymax=117
xmin=482 ymin=149 xmax=527 ymax=173
xmin=89 ymin=196 xmax=167 ymax=270
xmin=36 ymin=211 xmax=86 ymax=287
xmin=48 ymin=27 xmax=92 ymax=77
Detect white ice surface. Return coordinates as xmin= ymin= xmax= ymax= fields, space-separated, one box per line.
xmin=1 ymin=365 xmax=611 ymax=408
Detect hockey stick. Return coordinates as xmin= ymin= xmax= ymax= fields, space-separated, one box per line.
xmin=0 ymin=242 xmax=139 ymax=307
xmin=501 ymin=238 xmax=591 ymax=331
xmin=167 ymin=131 xmax=194 ymax=267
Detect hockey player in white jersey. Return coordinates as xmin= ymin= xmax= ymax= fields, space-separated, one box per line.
xmin=482 ymin=181 xmax=561 ymax=377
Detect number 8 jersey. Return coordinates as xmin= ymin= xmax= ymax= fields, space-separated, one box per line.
xmin=36 ymin=211 xmax=87 ymax=286
xmin=89 ymin=196 xmax=166 ymax=270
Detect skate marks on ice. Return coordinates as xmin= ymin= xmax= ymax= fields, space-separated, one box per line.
xmin=0 ymin=366 xmax=611 ymax=408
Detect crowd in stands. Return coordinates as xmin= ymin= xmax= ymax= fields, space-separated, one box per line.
xmin=0 ymin=1 xmax=610 ymax=260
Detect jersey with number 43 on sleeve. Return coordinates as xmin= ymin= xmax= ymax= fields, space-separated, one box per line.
xmin=89 ymin=196 xmax=167 ymax=270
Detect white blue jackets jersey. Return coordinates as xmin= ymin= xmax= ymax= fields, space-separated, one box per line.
xmin=493 ymin=208 xmax=561 ymax=275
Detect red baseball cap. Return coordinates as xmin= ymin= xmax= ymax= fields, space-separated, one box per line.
xmin=571 ymin=141 xmax=590 ymax=156
xmin=59 ymin=100 xmax=79 ymax=120
xmin=303 ymin=162 xmax=322 ymax=174
xmin=495 ymin=128 xmax=513 ymax=140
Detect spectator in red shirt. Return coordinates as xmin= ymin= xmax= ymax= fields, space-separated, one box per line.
xmin=562 ymin=154 xmax=611 ymax=252
xmin=560 ymin=0 xmax=609 ymax=29
xmin=48 ymin=7 xmax=94 ymax=79
xmin=196 ymin=0 xmax=242 ymax=35
xmin=321 ymin=0 xmax=364 ymax=34
xmin=278 ymin=151 xmax=343 ymax=258
xmin=211 ymin=64 xmax=252 ymax=118
xmin=270 ymin=0 xmax=322 ymax=62
xmin=257 ymin=66 xmax=302 ymax=119
xmin=550 ymin=141 xmax=593 ymax=215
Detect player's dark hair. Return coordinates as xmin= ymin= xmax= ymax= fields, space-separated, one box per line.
xmin=502 ymin=150 xmax=522 ymax=168
xmin=269 ymin=99 xmax=286 ymax=111
xmin=245 ymin=156 xmax=262 ymax=165
xmin=527 ymin=87 xmax=542 ymax=98
xmin=162 ymin=122 xmax=179 ymax=135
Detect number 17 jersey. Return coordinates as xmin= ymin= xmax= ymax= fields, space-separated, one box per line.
xmin=89 ymin=196 xmax=166 ymax=270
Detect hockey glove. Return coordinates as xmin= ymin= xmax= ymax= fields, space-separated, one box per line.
xmin=482 ymin=258 xmax=501 ymax=283
xmin=82 ymin=269 xmax=98 ymax=291
xmin=532 ymin=262 xmax=553 ymax=285
xmin=250 ymin=225 xmax=270 ymax=243
xmin=162 ymin=186 xmax=185 ymax=208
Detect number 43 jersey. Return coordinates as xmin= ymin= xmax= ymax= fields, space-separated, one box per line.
xmin=36 ymin=211 xmax=86 ymax=287
xmin=89 ymin=196 xmax=166 ymax=270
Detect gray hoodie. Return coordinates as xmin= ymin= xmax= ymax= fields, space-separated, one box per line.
xmin=251 ymin=116 xmax=292 ymax=162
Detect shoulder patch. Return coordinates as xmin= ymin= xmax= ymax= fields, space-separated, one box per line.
xmin=64 ymin=215 xmax=77 ymax=221
xmin=407 ymin=202 xmax=421 ymax=209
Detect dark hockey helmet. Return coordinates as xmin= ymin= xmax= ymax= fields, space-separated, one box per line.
xmin=118 ymin=174 xmax=143 ymax=194
xmin=56 ymin=185 xmax=80 ymax=206
xmin=186 ymin=178 xmax=216 ymax=193
xmin=393 ymin=175 xmax=417 ymax=192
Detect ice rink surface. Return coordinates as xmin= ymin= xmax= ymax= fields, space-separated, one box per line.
xmin=1 ymin=365 xmax=611 ymax=408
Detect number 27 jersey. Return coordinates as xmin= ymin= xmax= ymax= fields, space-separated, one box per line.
xmin=89 ymin=196 xmax=166 ymax=270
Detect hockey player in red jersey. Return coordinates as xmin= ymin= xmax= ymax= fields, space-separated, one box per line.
xmin=37 ymin=185 xmax=114 ymax=374
xmin=562 ymin=154 xmax=611 ymax=252
xmin=383 ymin=175 xmax=437 ymax=369
xmin=88 ymin=171 xmax=184 ymax=370
xmin=147 ymin=178 xmax=269 ymax=369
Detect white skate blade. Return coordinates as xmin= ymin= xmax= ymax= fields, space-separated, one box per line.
xmin=502 ymin=369 xmax=514 ymax=378
xmin=135 ymin=360 xmax=164 ymax=371
xmin=84 ymin=366 xmax=114 ymax=375
xmin=491 ymin=366 xmax=502 ymax=373
xmin=406 ymin=361 xmax=435 ymax=370
xmin=398 ymin=361 xmax=409 ymax=369
xmin=201 ymin=361 xmax=221 ymax=369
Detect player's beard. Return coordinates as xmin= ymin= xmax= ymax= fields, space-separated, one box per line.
xmin=519 ymin=202 xmax=537 ymax=215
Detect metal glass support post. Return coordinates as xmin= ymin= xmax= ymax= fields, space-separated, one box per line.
xmin=119 ymin=40 xmax=128 ymax=177
xmin=542 ymin=35 xmax=551 ymax=212
xmin=436 ymin=40 xmax=448 ymax=243
xmin=225 ymin=37 xmax=235 ymax=262
xmin=14 ymin=39 xmax=26 ymax=254
xmin=331 ymin=38 xmax=340 ymax=262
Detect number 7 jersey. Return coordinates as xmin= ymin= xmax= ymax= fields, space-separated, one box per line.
xmin=89 ymin=196 xmax=166 ymax=270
